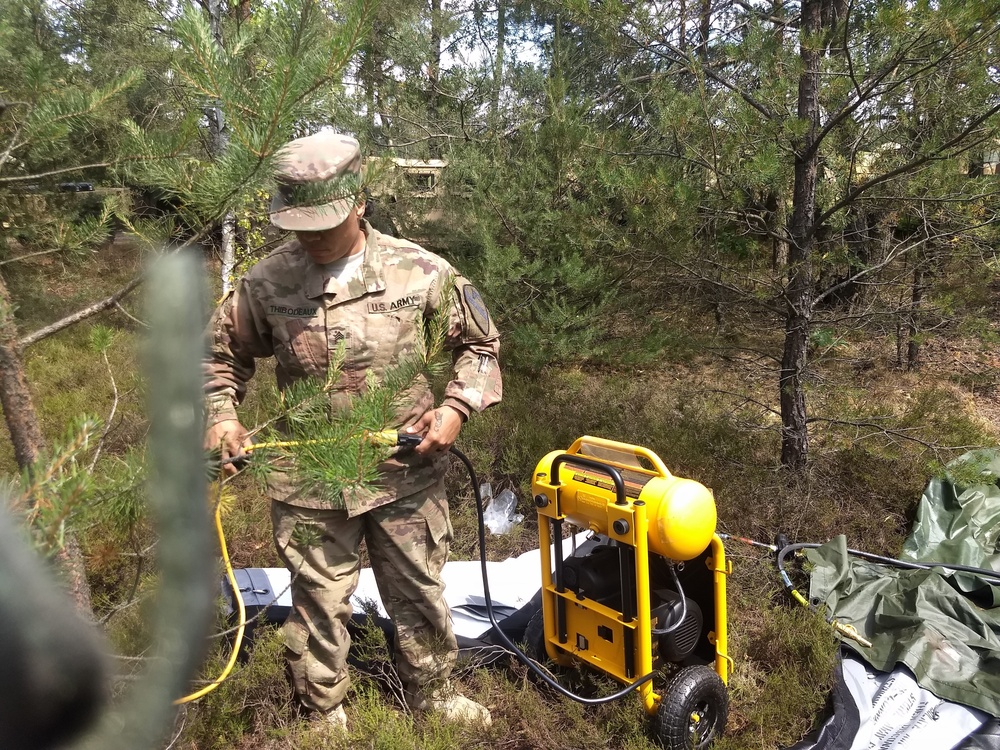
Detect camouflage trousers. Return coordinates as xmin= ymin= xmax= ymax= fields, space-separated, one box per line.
xmin=270 ymin=479 xmax=457 ymax=713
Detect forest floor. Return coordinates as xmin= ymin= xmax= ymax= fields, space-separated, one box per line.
xmin=4 ymin=234 xmax=999 ymax=750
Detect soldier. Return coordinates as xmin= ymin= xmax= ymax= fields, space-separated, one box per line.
xmin=203 ymin=131 xmax=502 ymax=729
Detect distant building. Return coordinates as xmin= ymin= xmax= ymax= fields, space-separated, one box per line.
xmin=365 ymin=158 xmax=450 ymax=236
xmin=979 ymin=149 xmax=999 ymax=176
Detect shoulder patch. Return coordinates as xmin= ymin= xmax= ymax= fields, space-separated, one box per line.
xmin=462 ymin=284 xmax=492 ymax=336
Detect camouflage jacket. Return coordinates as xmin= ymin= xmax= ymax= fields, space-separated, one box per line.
xmin=205 ymin=223 xmax=502 ymax=514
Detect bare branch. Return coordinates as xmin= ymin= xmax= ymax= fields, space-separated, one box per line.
xmin=114 ymin=301 xmax=149 ymax=328
xmin=19 ymin=276 xmax=143 ymax=348
xmin=621 ymin=30 xmax=778 ymax=121
xmin=807 ymin=416 xmax=982 ymax=452
xmin=663 ymin=255 xmax=786 ymax=316
xmin=483 ymin=189 xmax=520 ymax=243
xmin=816 ymin=100 xmax=1000 ymax=228
xmin=99 ymin=553 xmax=145 ymax=626
xmin=702 ymin=388 xmax=783 ymax=418
xmin=0 ymin=162 xmax=112 ymax=183
xmin=163 ymin=712 xmax=187 ymax=750
xmin=730 ymin=0 xmax=800 ymax=27
xmin=0 ymin=248 xmax=63 ymax=266
xmin=88 ymin=348 xmax=119 ymax=473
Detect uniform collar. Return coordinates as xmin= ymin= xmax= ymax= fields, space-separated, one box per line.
xmin=303 ymin=221 xmax=386 ymax=301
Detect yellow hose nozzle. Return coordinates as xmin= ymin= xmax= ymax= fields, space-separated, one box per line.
xmin=832 ymin=620 xmax=872 ymax=648
xmin=364 ymin=430 xmax=424 ymax=448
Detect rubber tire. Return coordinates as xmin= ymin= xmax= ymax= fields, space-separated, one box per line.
xmin=654 ymin=665 xmax=728 ymax=750
xmin=523 ymin=607 xmax=549 ymax=663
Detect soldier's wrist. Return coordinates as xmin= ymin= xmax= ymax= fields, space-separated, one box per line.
xmin=205 ymin=395 xmax=239 ymax=425
xmin=441 ymin=399 xmax=470 ymax=422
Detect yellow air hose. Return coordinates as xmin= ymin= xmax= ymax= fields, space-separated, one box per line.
xmin=174 ymin=430 xmax=403 ymax=704
xmin=174 ymin=498 xmax=246 ymax=704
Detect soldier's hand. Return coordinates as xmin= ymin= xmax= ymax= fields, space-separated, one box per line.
xmin=205 ymin=419 xmax=252 ymax=477
xmin=405 ymin=406 xmax=464 ymax=457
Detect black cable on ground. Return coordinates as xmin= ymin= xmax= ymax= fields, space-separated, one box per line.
xmin=775 ymin=541 xmax=1000 ymax=589
xmin=447 ymin=444 xmax=657 ymax=706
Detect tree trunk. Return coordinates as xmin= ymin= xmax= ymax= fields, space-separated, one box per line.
xmin=968 ymin=152 xmax=984 ymax=178
xmin=428 ymin=0 xmax=442 ymax=159
xmin=766 ymin=191 xmax=788 ymax=270
xmin=360 ymin=44 xmax=377 ymax=135
xmin=491 ymin=0 xmax=506 ymax=122
xmin=0 ymin=271 xmax=93 ymax=610
xmin=0 ymin=274 xmax=45 ymax=469
xmin=697 ymin=0 xmax=711 ymax=62
xmin=906 ymin=261 xmax=925 ymax=371
xmin=780 ymin=0 xmax=822 ymax=471
xmin=207 ymin=0 xmax=237 ymax=295
xmin=679 ymin=0 xmax=687 ymax=52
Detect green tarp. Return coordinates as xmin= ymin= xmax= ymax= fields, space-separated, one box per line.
xmin=806 ymin=449 xmax=1000 ymax=716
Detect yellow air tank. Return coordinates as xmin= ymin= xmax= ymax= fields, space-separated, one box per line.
xmin=532 ymin=436 xmax=716 ymax=561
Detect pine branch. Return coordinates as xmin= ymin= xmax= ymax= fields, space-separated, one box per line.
xmin=244 ymin=301 xmax=454 ymax=504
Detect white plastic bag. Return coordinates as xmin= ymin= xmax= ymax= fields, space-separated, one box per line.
xmin=482 ymin=488 xmax=523 ymax=535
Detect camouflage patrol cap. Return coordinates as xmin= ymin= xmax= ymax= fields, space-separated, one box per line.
xmin=269 ymin=131 xmax=363 ymax=231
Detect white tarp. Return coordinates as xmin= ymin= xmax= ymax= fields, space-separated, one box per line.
xmin=236 ymin=531 xmax=591 ymax=642
xmin=352 ymin=531 xmax=590 ymax=640
xmin=788 ymin=653 xmax=993 ymax=750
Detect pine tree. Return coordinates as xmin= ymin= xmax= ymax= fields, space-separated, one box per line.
xmin=520 ymin=0 xmax=1000 ymax=468
xmin=0 ymin=0 xmax=376 ymax=610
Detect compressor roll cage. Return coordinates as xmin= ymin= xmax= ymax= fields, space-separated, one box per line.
xmin=532 ymin=437 xmax=732 ymax=717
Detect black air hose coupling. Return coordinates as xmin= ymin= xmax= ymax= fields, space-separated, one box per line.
xmin=395 ymin=432 xmax=424 ymax=448
xmin=774 ymin=533 xmax=790 ymax=560
xmin=774 ymin=533 xmax=791 ymax=572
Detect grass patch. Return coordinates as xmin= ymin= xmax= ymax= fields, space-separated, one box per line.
xmin=178 ymin=626 xmax=296 ymax=750
xmin=717 ymin=569 xmax=839 ymax=749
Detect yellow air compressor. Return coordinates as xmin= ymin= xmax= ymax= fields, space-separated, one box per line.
xmin=526 ymin=436 xmax=731 ymax=750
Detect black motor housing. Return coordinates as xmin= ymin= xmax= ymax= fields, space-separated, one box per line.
xmin=560 ymin=540 xmax=708 ymax=665
xmin=562 ymin=544 xmax=622 ymax=603
xmin=652 ymin=589 xmax=703 ymax=663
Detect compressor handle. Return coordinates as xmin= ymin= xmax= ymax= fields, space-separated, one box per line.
xmin=550 ymin=453 xmax=629 ymax=506
xmin=568 ymin=435 xmax=672 ymax=479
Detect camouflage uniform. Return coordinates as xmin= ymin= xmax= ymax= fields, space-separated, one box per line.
xmin=204 ymin=132 xmax=502 ymax=714
xmin=205 ymin=224 xmax=502 ymax=514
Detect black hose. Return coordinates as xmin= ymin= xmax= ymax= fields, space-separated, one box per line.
xmin=650 ymin=563 xmax=687 ymax=636
xmin=448 ymin=445 xmax=657 ymax=705
xmin=776 ymin=541 xmax=1000 ymax=590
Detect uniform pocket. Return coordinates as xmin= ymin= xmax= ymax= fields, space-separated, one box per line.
xmin=424 ymin=498 xmax=453 ymax=547
xmin=358 ymin=313 xmax=397 ymax=371
xmin=421 ymin=508 xmax=452 ymax=581
xmin=284 ymin=619 xmax=310 ymax=656
xmin=423 ymin=482 xmax=455 ymax=546
xmin=282 ymin=318 xmax=329 ymax=376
